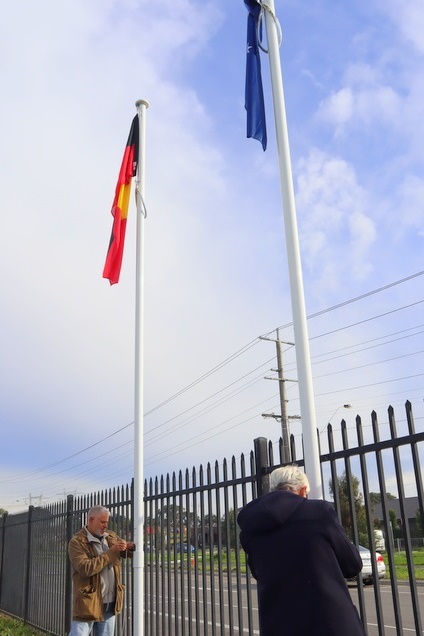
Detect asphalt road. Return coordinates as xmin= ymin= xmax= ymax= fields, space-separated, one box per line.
xmin=145 ymin=570 xmax=424 ymax=635
xmin=349 ymin=581 xmax=424 ymax=635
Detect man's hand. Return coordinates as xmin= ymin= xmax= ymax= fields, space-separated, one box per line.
xmin=111 ymin=539 xmax=127 ymax=553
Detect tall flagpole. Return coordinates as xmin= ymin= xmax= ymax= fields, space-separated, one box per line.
xmin=133 ymin=98 xmax=149 ymax=635
xmin=262 ymin=2 xmax=322 ymax=498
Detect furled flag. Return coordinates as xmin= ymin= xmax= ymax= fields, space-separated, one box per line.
xmin=103 ymin=115 xmax=139 ymax=285
xmin=244 ymin=0 xmax=267 ymax=150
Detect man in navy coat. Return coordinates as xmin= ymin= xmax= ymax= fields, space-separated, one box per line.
xmin=237 ymin=465 xmax=366 ymax=636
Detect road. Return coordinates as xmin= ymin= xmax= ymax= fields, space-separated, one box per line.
xmin=144 ymin=569 xmax=424 ymax=635
xmin=349 ymin=581 xmax=424 ymax=635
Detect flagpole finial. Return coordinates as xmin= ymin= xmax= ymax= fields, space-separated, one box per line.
xmin=135 ymin=99 xmax=149 ymax=109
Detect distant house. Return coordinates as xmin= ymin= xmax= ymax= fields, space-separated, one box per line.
xmin=373 ymin=496 xmax=423 ymax=538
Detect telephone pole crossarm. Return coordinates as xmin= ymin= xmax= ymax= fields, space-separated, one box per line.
xmin=261 ymin=329 xmax=298 ymax=463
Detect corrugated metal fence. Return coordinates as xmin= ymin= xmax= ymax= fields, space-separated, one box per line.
xmin=0 ymin=401 xmax=423 ymax=635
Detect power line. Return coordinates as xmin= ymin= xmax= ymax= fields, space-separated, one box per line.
xmin=143 ymin=338 xmax=262 ymax=416
xmin=144 ymin=374 xmax=424 ymax=465
xmin=313 ymin=350 xmax=424 ymax=380
xmin=270 ymin=269 xmax=424 ymax=334
xmin=145 ymin=373 xmax=267 ymax=446
xmin=309 ymin=300 xmax=424 ymax=340
xmin=144 ymin=356 xmax=274 ymax=436
xmin=311 ymin=325 xmax=424 ymax=364
xmin=146 ymin=270 xmax=424 ymax=417
xmin=143 ymin=302 xmax=423 ymax=450
xmin=0 ymin=422 xmax=133 ymax=483
xmin=4 ymin=271 xmax=423 ymax=486
xmin=315 ymin=374 xmax=424 ymax=397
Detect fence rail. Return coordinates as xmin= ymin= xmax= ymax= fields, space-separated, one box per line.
xmin=0 ymin=401 xmax=423 ymax=635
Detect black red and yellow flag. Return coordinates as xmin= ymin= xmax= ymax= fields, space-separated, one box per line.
xmin=103 ymin=115 xmax=139 ymax=285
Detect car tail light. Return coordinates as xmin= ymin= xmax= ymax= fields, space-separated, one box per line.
xmin=377 ymin=554 xmax=384 ymax=563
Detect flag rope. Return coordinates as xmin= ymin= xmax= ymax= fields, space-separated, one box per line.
xmin=258 ymin=2 xmax=282 ymax=52
xmin=135 ymin=184 xmax=147 ymax=218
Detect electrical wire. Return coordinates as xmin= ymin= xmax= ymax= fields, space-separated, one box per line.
xmin=4 ymin=271 xmax=423 ymax=493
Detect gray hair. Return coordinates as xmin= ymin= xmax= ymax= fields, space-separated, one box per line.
xmin=88 ymin=505 xmax=110 ymax=518
xmin=269 ymin=465 xmax=310 ymax=494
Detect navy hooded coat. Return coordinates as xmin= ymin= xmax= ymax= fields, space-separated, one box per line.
xmin=237 ymin=490 xmax=366 ymax=636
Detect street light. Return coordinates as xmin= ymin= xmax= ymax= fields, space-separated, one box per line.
xmin=329 ymin=404 xmax=352 ymax=422
xmin=320 ymin=404 xmax=352 ymax=434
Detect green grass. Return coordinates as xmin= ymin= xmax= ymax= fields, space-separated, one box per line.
xmin=156 ymin=548 xmax=424 ymax=580
xmin=146 ymin=547 xmax=249 ymax=572
xmin=149 ymin=547 xmax=424 ymax=579
xmin=0 ymin=615 xmax=44 ymax=636
xmin=386 ymin=551 xmax=424 ymax=581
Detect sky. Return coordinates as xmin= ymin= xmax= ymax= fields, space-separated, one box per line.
xmin=0 ymin=0 xmax=423 ymax=513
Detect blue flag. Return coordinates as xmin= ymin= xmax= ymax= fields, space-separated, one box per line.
xmin=244 ymin=0 xmax=267 ymax=150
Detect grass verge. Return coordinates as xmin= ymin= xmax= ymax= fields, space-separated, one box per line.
xmin=0 ymin=614 xmax=44 ymax=635
xmin=389 ymin=550 xmax=424 ymax=580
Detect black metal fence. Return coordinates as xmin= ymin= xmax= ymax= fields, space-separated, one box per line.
xmin=0 ymin=401 xmax=423 ymax=636
xmin=0 ymin=485 xmax=134 ymax=635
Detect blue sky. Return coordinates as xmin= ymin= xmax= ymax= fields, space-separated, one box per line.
xmin=0 ymin=0 xmax=423 ymax=512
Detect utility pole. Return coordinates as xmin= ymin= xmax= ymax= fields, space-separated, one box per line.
xmin=27 ymin=493 xmax=43 ymax=507
xmin=261 ymin=330 xmax=297 ymax=463
xmin=276 ymin=329 xmax=289 ymax=460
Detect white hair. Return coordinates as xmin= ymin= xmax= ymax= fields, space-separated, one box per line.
xmin=269 ymin=465 xmax=310 ymax=494
xmin=88 ymin=505 xmax=110 ymax=518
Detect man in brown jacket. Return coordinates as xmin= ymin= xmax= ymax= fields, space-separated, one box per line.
xmin=68 ymin=505 xmax=135 ymax=636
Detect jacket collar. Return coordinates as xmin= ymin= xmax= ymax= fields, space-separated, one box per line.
xmin=83 ymin=526 xmax=110 ymax=544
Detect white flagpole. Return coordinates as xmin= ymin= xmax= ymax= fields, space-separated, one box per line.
xmin=262 ymin=2 xmax=322 ymax=498
xmin=133 ymin=98 xmax=149 ymax=635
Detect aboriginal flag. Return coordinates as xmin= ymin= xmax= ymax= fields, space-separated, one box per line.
xmin=103 ymin=115 xmax=139 ymax=285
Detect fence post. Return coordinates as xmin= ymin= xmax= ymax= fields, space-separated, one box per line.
xmin=65 ymin=494 xmax=74 ymax=634
xmin=254 ymin=437 xmax=270 ymax=497
xmin=0 ymin=511 xmax=8 ymax=607
xmin=23 ymin=505 xmax=34 ymax=624
xmin=406 ymin=400 xmax=424 ymax=519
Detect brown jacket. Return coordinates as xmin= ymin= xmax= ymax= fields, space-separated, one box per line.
xmin=68 ymin=528 xmax=125 ymax=622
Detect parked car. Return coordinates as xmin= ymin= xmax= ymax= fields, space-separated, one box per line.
xmin=374 ymin=529 xmax=386 ymax=552
xmin=358 ymin=545 xmax=386 ymax=584
xmin=175 ymin=543 xmax=195 ymax=553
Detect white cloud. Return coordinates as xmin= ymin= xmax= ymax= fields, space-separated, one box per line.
xmin=315 ymin=2 xmax=424 ymax=143
xmin=317 ymin=87 xmax=353 ymax=136
xmin=383 ymin=175 xmax=424 ymax=242
xmin=383 ymin=0 xmax=424 ymax=54
xmin=348 ymin=212 xmax=376 ymax=246
xmin=317 ymin=74 xmax=402 ymax=135
xmin=0 ymin=0 xmax=423 ymax=513
xmin=397 ymin=176 xmax=424 ymax=233
xmin=295 ymin=150 xmax=377 ymax=295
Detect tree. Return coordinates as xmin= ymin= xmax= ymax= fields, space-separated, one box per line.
xmin=221 ymin=509 xmax=238 ymax=550
xmin=0 ymin=507 xmax=7 ymax=516
xmin=389 ymin=509 xmax=399 ymax=538
xmin=198 ymin=514 xmax=218 ymax=548
xmin=329 ymin=472 xmax=368 ymax=546
xmin=415 ymin=509 xmax=424 ymax=537
xmin=369 ymin=492 xmax=397 ymax=509
xmin=154 ymin=504 xmax=201 ymax=547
